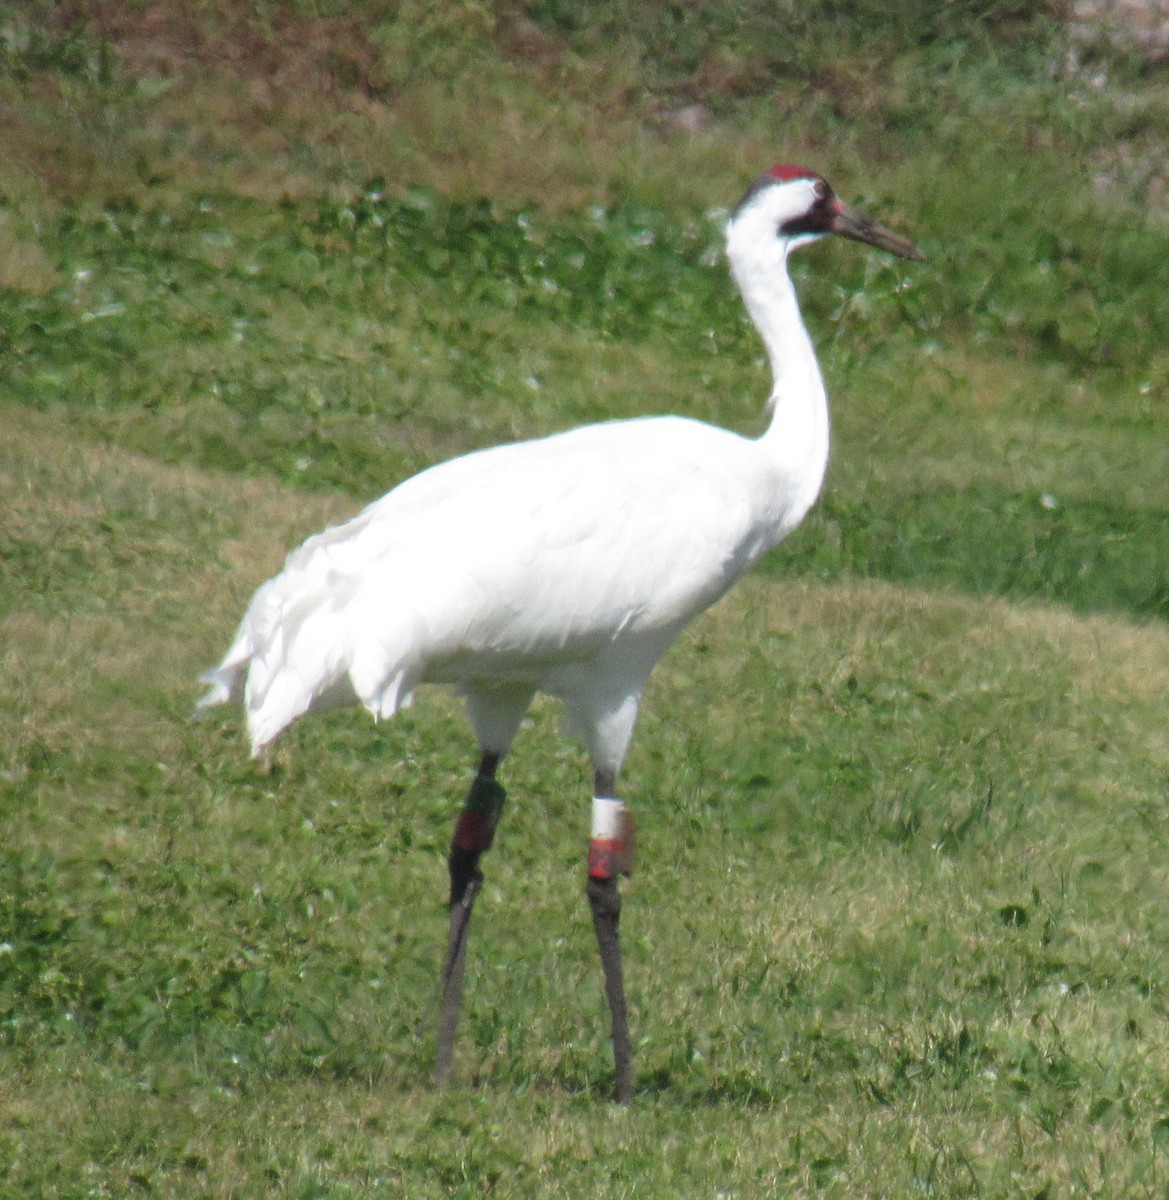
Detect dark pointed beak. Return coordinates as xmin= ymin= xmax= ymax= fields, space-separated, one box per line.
xmin=831 ymin=200 xmax=925 ymax=261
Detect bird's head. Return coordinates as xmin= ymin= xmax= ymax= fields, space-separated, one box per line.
xmin=730 ymin=164 xmax=924 ymax=261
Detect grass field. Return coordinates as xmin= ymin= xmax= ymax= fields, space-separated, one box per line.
xmin=3 ymin=2 xmax=1169 ymax=1196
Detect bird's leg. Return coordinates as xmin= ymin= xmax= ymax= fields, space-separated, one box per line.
xmin=435 ymin=752 xmax=506 ymax=1087
xmin=587 ymin=768 xmax=636 ymax=1104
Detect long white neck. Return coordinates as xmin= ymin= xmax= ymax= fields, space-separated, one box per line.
xmin=726 ymin=214 xmax=831 ymax=534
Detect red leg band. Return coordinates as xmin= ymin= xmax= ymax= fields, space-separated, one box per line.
xmin=451 ymin=776 xmax=506 ymax=853
xmin=453 ymin=809 xmax=498 ymax=853
xmin=588 ymin=838 xmax=626 ymax=880
xmin=588 ymin=809 xmax=636 ymax=878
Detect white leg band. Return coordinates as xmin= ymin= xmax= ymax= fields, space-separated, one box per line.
xmin=592 ymin=796 xmax=625 ymax=840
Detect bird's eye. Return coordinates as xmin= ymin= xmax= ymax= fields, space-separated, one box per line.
xmin=813 ymin=180 xmax=829 ymax=201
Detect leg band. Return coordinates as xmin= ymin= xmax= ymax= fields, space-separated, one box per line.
xmin=452 ymin=776 xmax=507 ymax=853
xmin=588 ymin=796 xmax=636 ymax=879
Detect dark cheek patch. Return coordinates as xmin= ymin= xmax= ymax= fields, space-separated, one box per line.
xmin=780 ymin=195 xmax=834 ymax=238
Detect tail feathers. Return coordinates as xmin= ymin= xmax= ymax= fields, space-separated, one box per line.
xmin=241 ymin=600 xmax=358 ymax=754
xmin=197 ymin=632 xmax=252 ymax=729
xmin=348 ymin=647 xmax=421 ymax=723
xmin=200 ymin=581 xmax=426 ymax=756
xmin=198 ymin=664 xmax=242 ymax=710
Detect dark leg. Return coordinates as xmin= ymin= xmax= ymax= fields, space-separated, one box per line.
xmin=587 ymin=768 xmax=635 ymax=1104
xmin=435 ymin=753 xmax=506 ymax=1086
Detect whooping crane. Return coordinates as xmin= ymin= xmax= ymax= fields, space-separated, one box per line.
xmin=199 ymin=165 xmax=923 ymax=1102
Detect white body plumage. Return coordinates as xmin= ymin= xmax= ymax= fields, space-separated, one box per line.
xmin=200 ymin=169 xmax=920 ymax=779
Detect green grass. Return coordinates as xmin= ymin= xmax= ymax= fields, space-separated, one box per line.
xmin=3 ymin=2 xmax=1169 ymax=1196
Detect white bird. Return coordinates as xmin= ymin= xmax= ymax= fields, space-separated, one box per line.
xmin=200 ymin=165 xmax=923 ymax=1102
